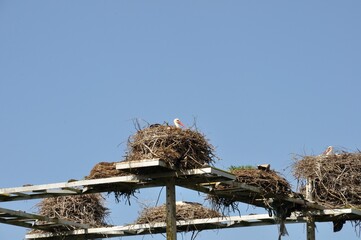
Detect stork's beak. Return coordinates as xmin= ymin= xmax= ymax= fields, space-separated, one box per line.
xmin=178 ymin=121 xmax=185 ymax=127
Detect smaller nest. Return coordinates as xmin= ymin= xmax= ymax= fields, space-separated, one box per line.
xmin=86 ymin=162 xmax=136 ymax=204
xmin=125 ymin=125 xmax=218 ymax=170
xmin=208 ymin=168 xmax=292 ymax=214
xmin=86 ymin=161 xmax=128 ymax=179
xmin=232 ymin=168 xmax=292 ymax=195
xmin=293 ymin=152 xmax=361 ymax=208
xmin=136 ymin=202 xmax=221 ymax=224
xmin=34 ymin=194 xmax=108 ymax=232
xmin=208 ymin=168 xmax=292 ymax=239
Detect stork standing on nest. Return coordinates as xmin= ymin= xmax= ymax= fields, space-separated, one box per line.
xmin=320 ymin=145 xmax=345 ymax=232
xmin=150 ymin=118 xmax=185 ymax=129
xmin=173 ymin=118 xmax=185 ymax=128
xmin=322 ymin=146 xmax=334 ymax=155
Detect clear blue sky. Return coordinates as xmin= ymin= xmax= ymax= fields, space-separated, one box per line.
xmin=1 ymin=1 xmax=361 ymax=239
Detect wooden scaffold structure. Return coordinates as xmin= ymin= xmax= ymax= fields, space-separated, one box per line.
xmin=1 ymin=159 xmax=361 ymax=240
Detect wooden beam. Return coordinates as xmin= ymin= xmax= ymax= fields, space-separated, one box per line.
xmin=306 ymin=177 xmax=316 ymax=240
xmin=284 ymin=197 xmax=325 ymax=210
xmin=24 ymin=210 xmax=361 ymax=240
xmin=166 ymin=178 xmax=177 ymax=240
xmin=116 ymin=159 xmax=173 ymax=170
xmin=0 ymin=207 xmax=89 ymax=230
xmin=0 ymin=175 xmax=138 ymax=195
xmin=23 ymin=213 xmax=310 ymax=240
xmin=0 ymin=166 xmax=237 ymax=203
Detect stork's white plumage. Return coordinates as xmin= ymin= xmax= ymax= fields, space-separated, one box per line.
xmin=173 ymin=118 xmax=185 ymax=128
xmin=323 ymin=146 xmax=334 ymax=155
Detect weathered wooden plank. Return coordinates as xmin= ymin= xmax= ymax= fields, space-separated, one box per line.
xmin=206 ymin=167 xmax=237 ymax=181
xmin=0 ymin=167 xmax=215 ymax=196
xmin=116 ymin=159 xmax=172 ymax=170
xmin=12 ymin=192 xmax=29 ymax=197
xmin=0 ymin=175 xmax=138 ymax=195
xmin=23 ymin=213 xmax=303 ymax=239
xmin=25 ymin=209 xmax=361 ymax=240
xmin=0 ymin=176 xmax=142 ymax=202
xmin=61 ymin=187 xmax=82 ymax=194
xmin=0 ymin=193 xmax=11 ymax=201
xmin=0 ymin=167 xmax=236 ymax=202
xmin=285 ymin=197 xmax=325 ymax=210
xmin=0 ymin=217 xmax=34 ymax=229
xmin=0 ymin=207 xmax=89 ymax=230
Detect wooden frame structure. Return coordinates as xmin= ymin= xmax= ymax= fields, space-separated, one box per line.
xmin=23 ymin=209 xmax=361 ymax=240
xmin=0 ymin=159 xmax=360 ymax=240
xmin=0 ymin=207 xmax=89 ymax=231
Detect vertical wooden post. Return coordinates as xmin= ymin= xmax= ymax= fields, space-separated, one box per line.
xmin=166 ymin=177 xmax=177 ymax=240
xmin=306 ymin=178 xmax=315 ymax=240
xmin=306 ymin=218 xmax=316 ymax=240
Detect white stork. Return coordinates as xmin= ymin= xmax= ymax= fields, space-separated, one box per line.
xmin=322 ymin=146 xmax=334 ymax=155
xmin=321 ymin=145 xmax=344 ymax=231
xmin=173 ymin=118 xmax=185 ymax=128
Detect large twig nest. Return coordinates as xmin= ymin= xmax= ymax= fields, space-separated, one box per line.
xmin=136 ymin=201 xmax=221 ymax=224
xmin=35 ymin=194 xmax=108 ymax=232
xmin=125 ymin=125 xmax=218 ymax=170
xmin=293 ymin=152 xmax=361 ymax=208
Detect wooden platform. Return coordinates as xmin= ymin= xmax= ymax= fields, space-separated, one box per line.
xmin=116 ymin=158 xmax=176 ymax=173
xmin=24 ymin=209 xmax=361 ymax=240
xmin=0 ymin=159 xmax=360 ymax=239
xmin=0 ymin=163 xmax=235 ymax=202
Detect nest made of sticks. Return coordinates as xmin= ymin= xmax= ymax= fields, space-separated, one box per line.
xmin=208 ymin=167 xmax=292 ymax=214
xmin=86 ymin=161 xmax=128 ymax=179
xmin=293 ymin=151 xmax=361 ymax=208
xmin=33 ymin=194 xmax=108 ymax=232
xmin=86 ymin=162 xmax=136 ymax=204
xmin=125 ymin=125 xmax=218 ymax=170
xmin=136 ymin=201 xmax=221 ymax=224
xmin=207 ymin=166 xmax=293 ymax=239
xmin=232 ymin=168 xmax=292 ymax=195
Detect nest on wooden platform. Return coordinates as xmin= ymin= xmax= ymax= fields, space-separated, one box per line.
xmin=125 ymin=125 xmax=218 ymax=171
xmin=208 ymin=167 xmax=292 ymax=214
xmin=32 ymin=194 xmax=108 ymax=233
xmin=86 ymin=161 xmax=128 ymax=179
xmin=86 ymin=162 xmax=136 ymax=204
xmin=207 ymin=166 xmax=293 ymax=239
xmin=136 ymin=201 xmax=221 ymax=224
xmin=293 ymin=151 xmax=361 ymax=208
xmin=232 ymin=168 xmax=291 ymax=195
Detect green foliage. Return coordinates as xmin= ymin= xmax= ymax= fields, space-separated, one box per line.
xmin=228 ymin=165 xmax=256 ymax=171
